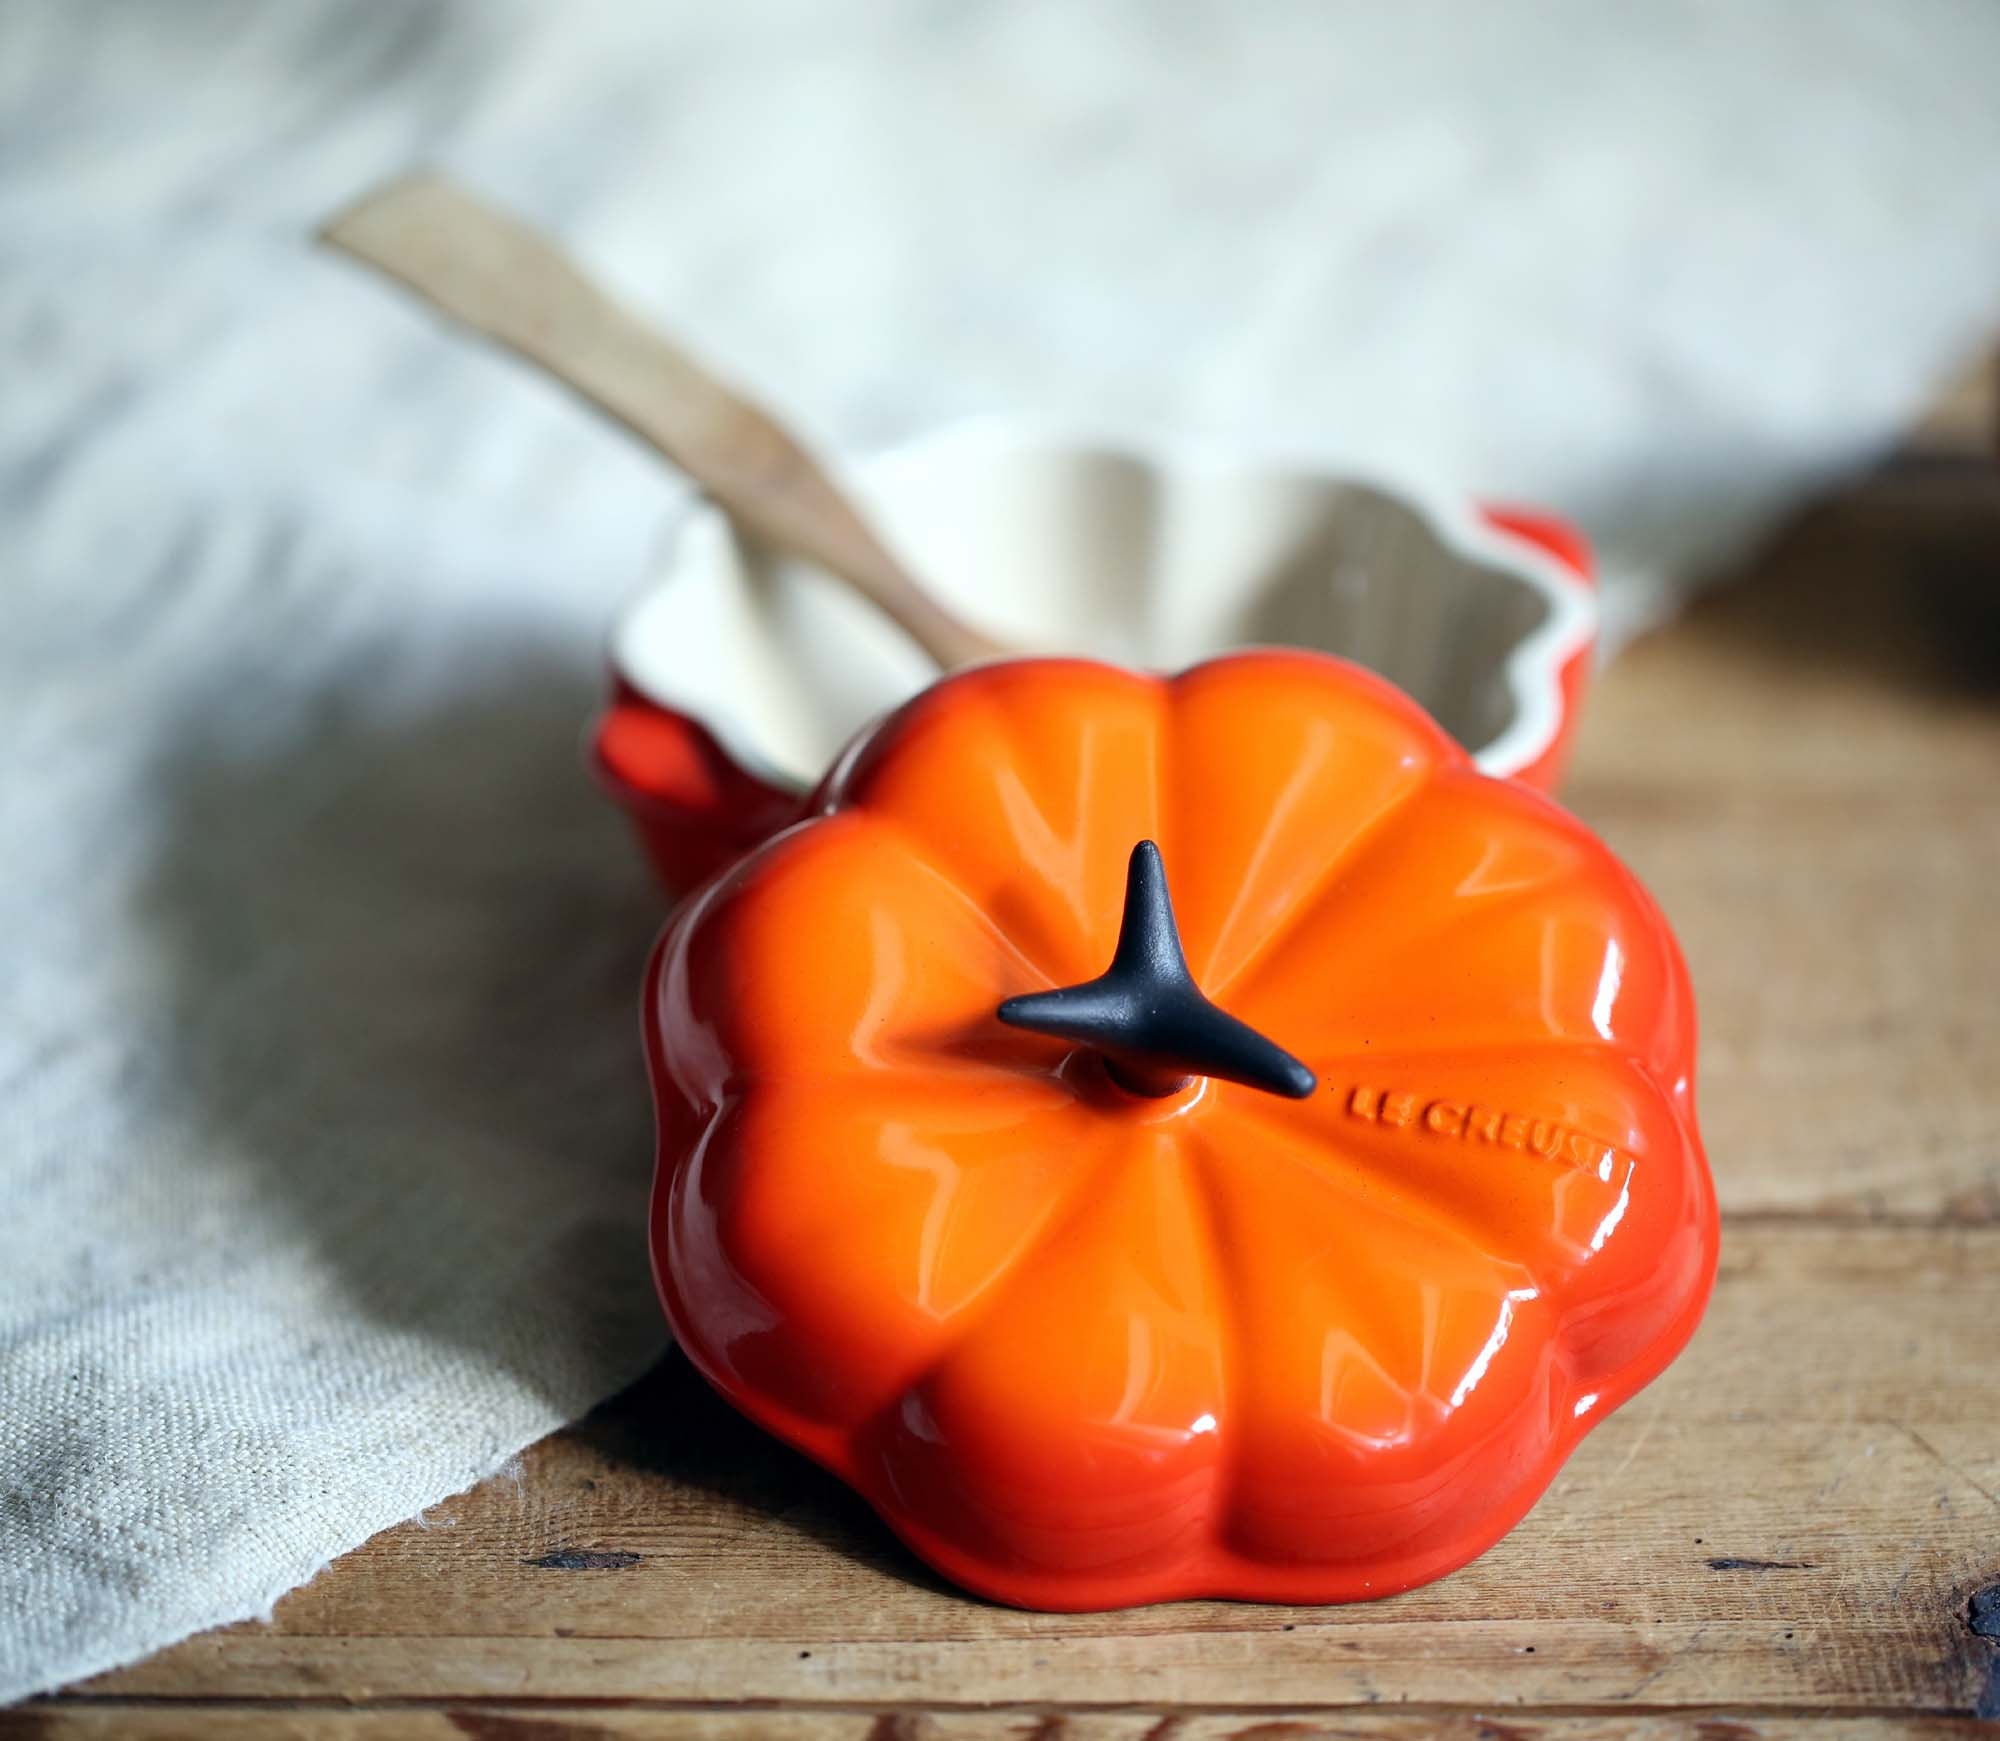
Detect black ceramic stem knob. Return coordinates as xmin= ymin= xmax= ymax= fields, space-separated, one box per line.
xmin=997 ymin=840 xmax=1317 ymax=1100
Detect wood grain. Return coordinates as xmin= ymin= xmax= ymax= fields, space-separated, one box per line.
xmin=41 ymin=1224 xmax=2000 ymax=1715
xmin=1907 ymin=340 xmax=2000 ymax=455
xmin=22 ymin=481 xmax=2000 ymax=1732
xmin=4 ymin=1715 xmax=1996 ymax=1740
xmin=1567 ymin=483 xmax=2000 ymax=1222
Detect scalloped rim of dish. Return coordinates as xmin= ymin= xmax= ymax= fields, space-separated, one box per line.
xmin=610 ymin=414 xmax=1596 ymax=793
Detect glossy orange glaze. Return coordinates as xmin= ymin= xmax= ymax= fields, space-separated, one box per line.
xmin=644 ymin=651 xmax=1716 ymax=1610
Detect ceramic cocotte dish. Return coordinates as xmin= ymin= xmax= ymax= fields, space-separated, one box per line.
xmin=322 ymin=183 xmax=1716 ymax=1618
xmin=597 ymin=420 xmax=1718 ymax=1612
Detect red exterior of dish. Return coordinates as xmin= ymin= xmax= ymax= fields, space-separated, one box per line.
xmin=591 ymin=674 xmax=803 ymax=895
xmin=1478 ymin=506 xmax=1599 ymax=795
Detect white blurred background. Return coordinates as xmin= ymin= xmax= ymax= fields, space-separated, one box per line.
xmin=11 ymin=0 xmax=2000 ymax=642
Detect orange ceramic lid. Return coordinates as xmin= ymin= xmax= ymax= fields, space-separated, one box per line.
xmin=644 ymin=650 xmax=1716 ymax=1609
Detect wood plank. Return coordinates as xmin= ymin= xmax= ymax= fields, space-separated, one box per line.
xmin=64 ymin=1226 xmax=2000 ymax=1715
xmin=1563 ymin=498 xmax=2000 ymax=1221
xmin=1907 ymin=339 xmax=1999 ymax=455
xmin=9 ymin=1709 xmax=2000 ymax=1740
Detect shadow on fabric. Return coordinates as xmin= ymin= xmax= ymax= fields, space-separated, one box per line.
xmin=131 ymin=646 xmax=672 ymax=1419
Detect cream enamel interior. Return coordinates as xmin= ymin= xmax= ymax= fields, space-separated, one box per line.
xmin=612 ymin=421 xmax=1595 ymax=792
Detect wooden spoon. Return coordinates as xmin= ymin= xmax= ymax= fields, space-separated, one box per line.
xmin=320 ymin=174 xmax=1009 ymax=672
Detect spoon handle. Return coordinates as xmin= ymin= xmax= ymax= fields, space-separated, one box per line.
xmin=321 ymin=174 xmax=1007 ymax=671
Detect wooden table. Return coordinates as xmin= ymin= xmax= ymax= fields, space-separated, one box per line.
xmin=17 ymin=470 xmax=2000 ymax=1739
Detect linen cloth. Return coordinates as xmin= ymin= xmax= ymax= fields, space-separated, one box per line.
xmin=5 ymin=0 xmax=2000 ymax=1703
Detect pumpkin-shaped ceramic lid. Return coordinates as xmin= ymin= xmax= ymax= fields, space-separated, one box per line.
xmin=645 ymin=649 xmax=1716 ymax=1609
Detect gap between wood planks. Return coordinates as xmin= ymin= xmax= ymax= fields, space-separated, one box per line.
xmin=13 ymin=1691 xmax=2000 ymax=1716
xmin=11 ymin=1696 xmax=2000 ymax=1741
